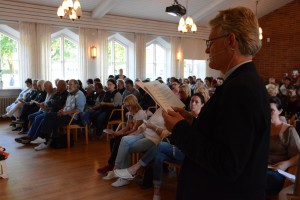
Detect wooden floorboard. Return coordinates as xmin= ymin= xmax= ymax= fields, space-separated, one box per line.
xmin=0 ymin=120 xmax=177 ymax=200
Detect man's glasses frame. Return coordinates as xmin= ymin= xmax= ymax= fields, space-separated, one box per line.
xmin=205 ymin=33 xmax=230 ymax=49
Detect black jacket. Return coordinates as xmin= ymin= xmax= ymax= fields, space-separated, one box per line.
xmin=171 ymin=62 xmax=270 ymax=200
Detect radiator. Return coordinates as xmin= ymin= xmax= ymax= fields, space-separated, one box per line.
xmin=0 ymin=97 xmax=16 ymax=114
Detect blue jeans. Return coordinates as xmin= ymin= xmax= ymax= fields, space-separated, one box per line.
xmin=114 ymin=134 xmax=156 ymax=169
xmin=27 ymin=111 xmax=45 ymax=140
xmin=139 ymin=144 xmax=159 ymax=167
xmin=266 ymin=169 xmax=285 ymax=195
xmin=153 ymin=142 xmax=185 ymax=186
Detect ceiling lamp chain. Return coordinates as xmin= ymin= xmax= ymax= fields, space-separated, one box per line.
xmin=57 ymin=0 xmax=82 ymax=21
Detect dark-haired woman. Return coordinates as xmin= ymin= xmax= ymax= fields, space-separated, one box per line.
xmin=91 ymin=79 xmax=122 ymax=136
xmin=266 ymin=96 xmax=300 ymax=196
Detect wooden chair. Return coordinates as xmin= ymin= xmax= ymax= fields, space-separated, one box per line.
xmin=63 ymin=112 xmax=88 ymax=148
xmin=287 ymin=157 xmax=300 ymax=200
xmin=107 ymin=105 xmax=124 ymax=130
xmin=106 ymin=106 xmax=124 ymax=140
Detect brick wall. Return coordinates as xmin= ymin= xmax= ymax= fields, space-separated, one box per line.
xmin=254 ymin=0 xmax=300 ymax=84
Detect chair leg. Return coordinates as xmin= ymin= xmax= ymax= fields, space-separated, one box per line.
xmin=67 ymin=127 xmax=71 ymax=148
xmin=74 ymin=129 xmax=78 ymax=141
xmin=85 ymin=126 xmax=88 ymax=144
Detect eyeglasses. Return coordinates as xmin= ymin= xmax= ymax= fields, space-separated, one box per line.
xmin=205 ymin=33 xmax=230 ymax=49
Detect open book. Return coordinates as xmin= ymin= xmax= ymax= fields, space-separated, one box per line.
xmin=136 ymin=80 xmax=185 ymax=112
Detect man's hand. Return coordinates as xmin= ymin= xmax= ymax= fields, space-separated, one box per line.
xmin=162 ymin=107 xmax=186 ymax=132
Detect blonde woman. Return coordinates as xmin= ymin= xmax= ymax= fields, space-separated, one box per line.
xmin=97 ymin=95 xmax=147 ymax=175
xmin=103 ymin=108 xmax=165 ymax=187
xmin=196 ymin=86 xmax=210 ymax=103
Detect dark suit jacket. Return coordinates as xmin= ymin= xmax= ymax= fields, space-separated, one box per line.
xmin=171 ymin=62 xmax=270 ymax=200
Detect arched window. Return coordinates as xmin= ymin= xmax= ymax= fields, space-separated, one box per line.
xmin=0 ymin=25 xmax=20 ymax=89
xmin=146 ymin=37 xmax=170 ymax=81
xmin=51 ymin=29 xmax=79 ymax=84
xmin=108 ymin=39 xmax=127 ymax=77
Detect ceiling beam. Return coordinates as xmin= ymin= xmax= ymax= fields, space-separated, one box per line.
xmin=92 ymin=0 xmax=122 ymax=19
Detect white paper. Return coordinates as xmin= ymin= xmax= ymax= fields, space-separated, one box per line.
xmin=136 ymin=80 xmax=185 ymax=112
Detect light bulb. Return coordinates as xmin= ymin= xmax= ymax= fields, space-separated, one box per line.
xmin=74 ymin=0 xmax=81 ymax=9
xmin=191 ymin=23 xmax=197 ymax=32
xmin=62 ymin=0 xmax=68 ymax=10
xmin=186 ymin=16 xmax=193 ymax=26
xmin=66 ymin=0 xmax=74 ymax=8
xmin=57 ymin=6 xmax=65 ymax=18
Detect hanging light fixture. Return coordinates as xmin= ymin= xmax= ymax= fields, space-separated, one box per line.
xmin=178 ymin=0 xmax=197 ymax=33
xmin=256 ymin=0 xmax=263 ymax=40
xmin=57 ymin=0 xmax=82 ymax=21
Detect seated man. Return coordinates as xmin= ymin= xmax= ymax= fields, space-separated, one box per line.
xmin=122 ymin=79 xmax=140 ymax=101
xmin=15 ymin=80 xmax=68 ymax=145
xmin=35 ymin=79 xmax=86 ymax=151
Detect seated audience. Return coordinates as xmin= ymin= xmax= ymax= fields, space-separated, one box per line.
xmin=2 ymin=80 xmax=38 ymax=119
xmin=16 ymin=80 xmax=47 ymax=133
xmin=34 ymin=79 xmax=85 ymax=151
xmin=15 ymin=80 xmax=68 ymax=144
xmin=283 ymin=85 xmax=300 ymax=120
xmin=15 ymin=80 xmax=68 ymax=146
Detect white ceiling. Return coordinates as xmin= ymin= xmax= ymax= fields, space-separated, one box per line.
xmin=4 ymin=0 xmax=294 ymax=27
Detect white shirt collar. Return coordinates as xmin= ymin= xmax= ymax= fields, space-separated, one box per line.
xmin=224 ymin=60 xmax=252 ymax=80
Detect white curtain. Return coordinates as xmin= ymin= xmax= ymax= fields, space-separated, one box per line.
xmin=135 ymin=33 xmax=146 ymax=80
xmin=19 ymin=22 xmax=37 ymax=86
xmin=170 ymin=36 xmax=183 ymax=78
xmin=79 ymin=28 xmax=88 ymax=83
xmin=98 ymin=30 xmax=108 ymax=84
xmin=36 ymin=23 xmax=51 ymax=81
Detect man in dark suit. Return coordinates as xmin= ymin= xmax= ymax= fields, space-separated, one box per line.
xmin=163 ymin=7 xmax=270 ymax=200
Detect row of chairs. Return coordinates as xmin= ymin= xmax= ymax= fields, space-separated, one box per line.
xmin=64 ymin=104 xmax=158 ymax=148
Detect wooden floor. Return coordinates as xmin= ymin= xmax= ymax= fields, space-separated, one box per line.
xmin=0 ymin=120 xmax=177 ymax=200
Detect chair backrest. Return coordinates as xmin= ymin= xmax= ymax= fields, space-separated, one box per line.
xmin=107 ymin=105 xmax=124 ymax=124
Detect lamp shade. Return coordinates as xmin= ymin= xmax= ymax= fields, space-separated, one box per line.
xmin=90 ymin=46 xmax=97 ymax=59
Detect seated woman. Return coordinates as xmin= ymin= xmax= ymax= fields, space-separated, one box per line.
xmin=97 ymin=95 xmax=147 ymax=175
xmin=266 ymin=96 xmax=300 ymax=196
xmin=114 ymin=93 xmax=204 ymax=199
xmin=102 ymin=108 xmax=165 ymax=187
xmin=87 ymin=79 xmax=122 ymax=137
xmin=151 ymin=93 xmax=205 ymax=200
xmin=109 ymin=94 xmax=204 ymax=197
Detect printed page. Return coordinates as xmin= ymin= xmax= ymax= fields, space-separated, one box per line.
xmin=137 ymin=80 xmax=185 ymax=112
